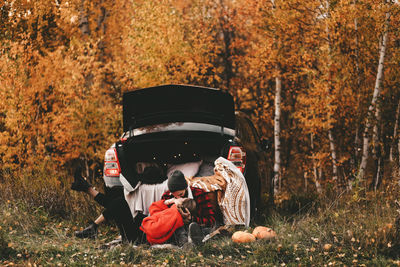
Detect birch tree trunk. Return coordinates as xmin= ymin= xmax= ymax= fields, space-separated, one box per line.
xmin=371 ymin=101 xmax=383 ymax=191
xmin=304 ymin=171 xmax=308 ymax=192
xmin=328 ymin=129 xmax=338 ymax=182
xmin=311 ymin=133 xmax=323 ymax=194
xmin=390 ymin=98 xmax=400 ymax=162
xmin=353 ymin=0 xmax=362 ymax=171
xmin=324 ymin=0 xmax=340 ymax=187
xmin=78 ymin=0 xmax=109 ymax=180
xmin=398 ymin=136 xmax=400 ymax=175
xmin=79 ymin=0 xmax=90 ymax=37
xmin=358 ymin=10 xmax=390 ymax=182
xmin=354 ymin=128 xmax=361 ymax=164
xmin=270 ymin=0 xmax=282 ymax=195
xmin=273 ymin=69 xmax=282 ymax=194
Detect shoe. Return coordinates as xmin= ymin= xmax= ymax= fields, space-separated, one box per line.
xmin=174 ymin=227 xmax=188 ymax=247
xmin=188 ymin=222 xmax=203 ymax=245
xmin=75 ymin=222 xmax=98 ymax=239
xmin=71 ymin=167 xmax=91 ymax=192
xmin=99 ymin=236 xmax=123 ymax=249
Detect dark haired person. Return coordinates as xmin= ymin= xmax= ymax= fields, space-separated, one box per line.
xmin=160 ymin=170 xmax=218 ymax=245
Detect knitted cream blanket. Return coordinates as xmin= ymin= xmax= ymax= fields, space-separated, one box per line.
xmin=188 ymin=157 xmax=250 ymax=226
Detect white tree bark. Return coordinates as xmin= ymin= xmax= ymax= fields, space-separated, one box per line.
xmin=374 ymin=157 xmax=382 ymax=191
xmin=324 ymin=0 xmax=339 ymax=186
xmin=398 ymin=136 xmax=400 ymax=174
xmin=390 ymin=98 xmax=400 ymax=162
xmin=270 ymin=0 xmax=282 ymax=195
xmin=273 ymin=70 xmax=282 ymax=194
xmin=79 ymin=0 xmax=90 ymax=37
xmin=304 ymin=171 xmax=308 ymax=192
xmin=354 ymin=127 xmax=361 ymax=162
xmin=358 ymin=10 xmax=390 ymax=182
xmin=372 ymin=100 xmax=383 ymax=191
xmin=311 ymin=133 xmax=323 ymax=194
xmin=328 ymin=129 xmax=338 ymax=181
xmin=353 ymin=0 xmax=362 ymax=168
xmin=372 ymin=100 xmax=382 ymax=158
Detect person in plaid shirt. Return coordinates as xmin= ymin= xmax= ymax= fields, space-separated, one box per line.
xmin=160 ymin=170 xmax=217 ymax=245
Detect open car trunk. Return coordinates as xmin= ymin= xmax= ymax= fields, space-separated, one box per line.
xmin=116 ymin=84 xmax=237 ymax=188
xmin=115 ymin=131 xmax=234 ymax=188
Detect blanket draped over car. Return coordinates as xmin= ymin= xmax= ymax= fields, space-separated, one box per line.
xmin=187 ymin=157 xmax=251 ymax=227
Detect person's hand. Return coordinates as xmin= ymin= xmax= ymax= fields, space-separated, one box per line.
xmin=179 ymin=207 xmax=192 ymax=224
xmin=164 ymin=197 xmax=186 ymax=206
xmin=164 ymin=198 xmax=175 ymax=205
xmin=174 ymin=198 xmax=185 ymax=206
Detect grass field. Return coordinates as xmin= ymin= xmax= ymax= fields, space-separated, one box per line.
xmin=2 ymin=184 xmax=400 ymax=266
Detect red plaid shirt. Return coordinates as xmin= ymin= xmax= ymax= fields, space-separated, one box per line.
xmin=161 ymin=187 xmax=216 ymax=227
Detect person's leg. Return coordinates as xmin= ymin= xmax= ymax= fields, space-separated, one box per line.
xmin=71 ymin=167 xmax=92 ymax=192
xmin=87 ymin=187 xmax=99 ymax=198
xmin=74 ymin=214 xmax=104 ymax=239
xmin=102 ymin=197 xmax=143 ymax=243
xmin=188 ymin=222 xmax=204 ymax=245
xmin=172 ymin=226 xmax=188 ymax=247
xmin=72 ymin=170 xmax=119 ymax=207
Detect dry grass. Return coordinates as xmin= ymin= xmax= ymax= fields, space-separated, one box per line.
xmin=1 ymin=168 xmax=400 ymax=266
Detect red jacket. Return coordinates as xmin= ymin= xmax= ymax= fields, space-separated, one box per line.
xmin=140 ymin=200 xmax=184 ymax=244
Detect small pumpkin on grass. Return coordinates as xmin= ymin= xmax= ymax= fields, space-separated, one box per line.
xmin=231 ymin=231 xmax=256 ymax=243
xmin=252 ymin=226 xmax=277 ymax=240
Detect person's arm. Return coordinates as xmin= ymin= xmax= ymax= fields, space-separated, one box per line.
xmin=148 ymin=199 xmax=169 ymax=215
xmin=161 ymin=190 xmax=173 ymax=201
xmin=140 ymin=205 xmax=184 ymax=244
xmin=191 ymin=188 xmax=216 ymax=227
xmin=177 ymin=206 xmax=192 ymax=224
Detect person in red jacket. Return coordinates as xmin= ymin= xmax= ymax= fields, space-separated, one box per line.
xmin=140 ymin=198 xmax=196 ymax=245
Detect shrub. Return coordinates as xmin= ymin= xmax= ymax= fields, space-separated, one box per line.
xmin=0 ymin=163 xmax=102 ymax=221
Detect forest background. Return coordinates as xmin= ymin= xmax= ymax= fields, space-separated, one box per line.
xmin=2 ymin=0 xmax=400 ymax=199
xmin=1 ymin=0 xmax=400 ymax=265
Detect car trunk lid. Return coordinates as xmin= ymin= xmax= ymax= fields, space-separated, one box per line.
xmin=123 ymin=84 xmax=236 ymax=132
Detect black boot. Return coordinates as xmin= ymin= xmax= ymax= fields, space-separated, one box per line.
xmin=174 ymin=227 xmax=188 ymax=247
xmin=188 ymin=222 xmax=203 ymax=245
xmin=75 ymin=222 xmax=98 ymax=239
xmin=71 ymin=167 xmax=91 ymax=192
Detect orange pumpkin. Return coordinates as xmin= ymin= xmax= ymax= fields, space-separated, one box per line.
xmin=252 ymin=226 xmax=277 ymax=240
xmin=232 ymin=231 xmax=256 ymax=243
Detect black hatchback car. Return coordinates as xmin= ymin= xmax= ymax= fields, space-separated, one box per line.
xmin=103 ymin=84 xmax=271 ymax=217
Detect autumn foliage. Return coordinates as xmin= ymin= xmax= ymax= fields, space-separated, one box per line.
xmin=1 ymin=0 xmax=400 ymax=197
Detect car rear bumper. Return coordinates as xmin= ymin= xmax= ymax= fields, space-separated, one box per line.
xmin=104 ymin=175 xmax=123 ymax=188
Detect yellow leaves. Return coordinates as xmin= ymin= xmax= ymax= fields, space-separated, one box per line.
xmin=323 ymin=243 xmax=332 ymax=251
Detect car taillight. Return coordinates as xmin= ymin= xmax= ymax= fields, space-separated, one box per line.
xmin=104 ymin=148 xmax=121 ymax=177
xmin=227 ymin=146 xmax=246 ymax=173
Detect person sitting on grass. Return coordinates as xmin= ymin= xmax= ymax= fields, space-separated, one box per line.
xmin=140 ymin=198 xmax=197 ymax=246
xmin=70 ymin=165 xmax=167 ymax=242
xmin=160 ymin=170 xmax=219 ymax=245
xmin=71 ymin=167 xmax=216 ymax=246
